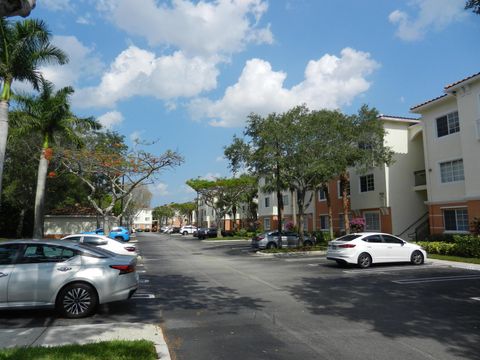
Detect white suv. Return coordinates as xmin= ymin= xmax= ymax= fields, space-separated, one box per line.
xmin=180 ymin=225 xmax=197 ymax=235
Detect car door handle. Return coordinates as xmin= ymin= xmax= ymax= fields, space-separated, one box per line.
xmin=57 ymin=267 xmax=72 ymax=272
xmin=0 ymin=272 xmax=8 ymax=278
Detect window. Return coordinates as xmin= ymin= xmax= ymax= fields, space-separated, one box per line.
xmin=440 ymin=159 xmax=464 ymax=183
xmin=364 ymin=212 xmax=380 ymax=231
xmin=145 ymin=217 xmax=150 ymax=221
xmin=19 ymin=245 xmax=76 ymax=263
xmin=337 ymin=181 xmax=350 ymax=198
xmin=382 ymin=235 xmax=404 ymax=244
xmin=83 ymin=236 xmax=108 ymax=246
xmin=263 ymin=217 xmax=271 ymax=230
xmin=363 ymin=234 xmax=383 ymax=243
xmin=360 ymin=174 xmax=375 ymax=192
xmin=444 ymin=208 xmax=469 ymax=232
xmin=303 ymin=217 xmax=308 ymax=231
xmin=436 ymin=111 xmax=459 ymax=137
xmin=318 ymin=188 xmax=327 ymax=201
xmin=264 ymin=197 xmax=270 ymax=208
xmin=283 ymin=194 xmax=289 ymax=206
xmin=0 ymin=244 xmax=20 ymax=265
xmin=319 ymin=215 xmax=329 ymax=230
xmin=339 ymin=214 xmax=345 ymax=230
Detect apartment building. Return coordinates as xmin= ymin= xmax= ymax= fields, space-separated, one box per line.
xmin=411 ymin=71 xmax=480 ymax=235
xmin=132 ymin=208 xmax=153 ymax=231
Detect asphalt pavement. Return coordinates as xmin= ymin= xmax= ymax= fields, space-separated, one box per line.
xmin=1 ymin=232 xmax=480 ymax=360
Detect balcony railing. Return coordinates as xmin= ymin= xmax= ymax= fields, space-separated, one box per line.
xmin=414 ymin=170 xmax=426 ymax=187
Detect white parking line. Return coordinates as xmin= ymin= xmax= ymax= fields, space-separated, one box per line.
xmin=139 ymin=279 xmax=150 ymax=284
xmin=137 ymin=270 xmax=147 ymax=273
xmin=343 ymin=265 xmax=436 ymax=274
xmin=470 ymin=297 xmax=480 ymax=301
xmin=393 ymin=274 xmax=480 ymax=284
xmin=132 ymin=293 xmax=155 ymax=299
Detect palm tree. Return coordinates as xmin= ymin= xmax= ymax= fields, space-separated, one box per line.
xmin=11 ymin=80 xmax=99 ymax=238
xmin=0 ymin=17 xmax=68 ymax=206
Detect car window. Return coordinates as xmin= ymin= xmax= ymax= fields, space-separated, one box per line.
xmin=336 ymin=234 xmax=362 ymax=242
xmin=0 ymin=244 xmax=21 ymax=265
xmin=83 ymin=236 xmax=108 ymax=246
xmin=363 ymin=235 xmax=383 ymax=243
xmin=77 ymin=244 xmax=113 ymax=258
xmin=382 ymin=235 xmax=404 ymax=244
xmin=66 ymin=236 xmax=82 ymax=242
xmin=19 ymin=244 xmax=76 ymax=263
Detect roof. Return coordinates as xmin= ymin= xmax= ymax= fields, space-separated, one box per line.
xmin=378 ymin=114 xmax=420 ymax=123
xmin=410 ymin=93 xmax=449 ymax=112
xmin=411 ymin=70 xmax=480 ymax=112
xmin=444 ymin=71 xmax=480 ymax=90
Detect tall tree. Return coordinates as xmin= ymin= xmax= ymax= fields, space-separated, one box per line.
xmin=11 ymin=80 xmax=100 ymax=238
xmin=465 ymin=0 xmax=480 ymax=14
xmin=152 ymin=205 xmax=175 ymax=227
xmin=0 ymin=18 xmax=68 ymax=205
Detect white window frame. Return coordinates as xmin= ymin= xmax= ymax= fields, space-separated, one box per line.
xmin=439 ymin=159 xmax=464 ymax=184
xmin=443 ymin=208 xmax=469 ymax=233
xmin=359 ymin=174 xmax=375 ymax=193
xmin=318 ymin=188 xmax=327 ymax=201
xmin=319 ymin=214 xmax=329 ymax=230
xmin=263 ymin=217 xmax=271 ymax=231
xmin=436 ymin=111 xmax=460 ymax=138
xmin=363 ymin=211 xmax=381 ymax=232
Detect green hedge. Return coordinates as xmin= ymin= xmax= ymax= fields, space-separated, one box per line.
xmin=418 ymin=235 xmax=480 ymax=258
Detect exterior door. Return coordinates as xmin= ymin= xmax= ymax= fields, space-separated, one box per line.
xmin=7 ymin=244 xmax=79 ymax=306
xmin=363 ymin=234 xmax=388 ymax=262
xmin=0 ymin=244 xmax=21 ymax=304
xmin=382 ymin=235 xmax=410 ymax=261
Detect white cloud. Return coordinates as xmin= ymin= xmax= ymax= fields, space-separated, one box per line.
xmin=96 ymin=0 xmax=272 ymax=57
xmin=129 ymin=130 xmax=143 ymax=143
xmin=154 ymin=182 xmax=169 ymax=196
xmin=41 ymin=35 xmax=104 ymax=89
xmin=190 ymin=48 xmax=379 ymax=127
xmin=73 ymin=46 xmax=219 ymax=108
xmin=41 ymin=0 xmax=73 ymax=11
xmin=389 ymin=0 xmax=466 ymax=41
xmin=202 ymin=172 xmax=221 ymax=180
xmin=98 ymin=111 xmax=124 ymax=129
xmin=76 ymin=14 xmax=94 ymax=25
xmin=215 ymin=155 xmax=225 ymax=162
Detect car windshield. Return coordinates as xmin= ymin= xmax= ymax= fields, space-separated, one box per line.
xmin=335 ymin=234 xmax=362 ymax=242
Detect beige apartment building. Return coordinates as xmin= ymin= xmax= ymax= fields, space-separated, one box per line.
xmin=411 ymin=71 xmax=480 ymax=235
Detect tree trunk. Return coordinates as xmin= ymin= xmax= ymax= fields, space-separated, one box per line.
xmin=296 ymin=189 xmax=305 ymax=246
xmin=33 ymin=149 xmax=49 ymax=238
xmin=16 ymin=207 xmax=26 ymax=238
xmin=324 ymin=185 xmax=334 ymax=239
xmin=340 ymin=172 xmax=350 ymax=234
xmin=0 ymin=100 xmax=9 ymax=207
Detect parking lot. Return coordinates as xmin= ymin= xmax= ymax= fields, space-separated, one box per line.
xmin=1 ymin=232 xmax=479 ymax=360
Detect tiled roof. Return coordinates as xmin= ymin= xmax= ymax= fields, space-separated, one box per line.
xmin=378 ymin=114 xmax=420 ymax=122
xmin=410 ymin=93 xmax=448 ymax=111
xmin=444 ymin=71 xmax=480 ymax=90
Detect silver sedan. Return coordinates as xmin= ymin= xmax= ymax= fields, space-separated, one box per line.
xmin=0 ymin=240 xmax=139 ymax=318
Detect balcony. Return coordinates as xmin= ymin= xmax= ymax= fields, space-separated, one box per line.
xmin=414 ymin=170 xmax=427 ymax=191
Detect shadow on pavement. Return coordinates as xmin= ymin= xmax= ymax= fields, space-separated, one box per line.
xmin=288 ymin=274 xmax=480 ymax=360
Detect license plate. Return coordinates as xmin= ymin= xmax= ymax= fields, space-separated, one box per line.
xmin=329 ymin=245 xmax=337 ymax=250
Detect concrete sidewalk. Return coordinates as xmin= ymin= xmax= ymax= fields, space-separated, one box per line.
xmin=0 ymin=322 xmax=171 ymax=359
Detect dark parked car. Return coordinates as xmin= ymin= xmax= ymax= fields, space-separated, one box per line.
xmin=171 ymin=227 xmax=180 ymax=234
xmin=251 ymin=231 xmax=315 ymax=249
xmin=197 ymin=228 xmax=218 ymax=239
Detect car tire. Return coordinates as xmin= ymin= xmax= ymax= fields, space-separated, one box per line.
xmin=304 ymin=240 xmax=313 ymax=248
xmin=266 ymin=242 xmax=277 ymax=249
xmin=182 ymin=231 xmax=188 ymax=235
xmin=115 ymin=236 xmax=123 ymax=241
xmin=56 ymin=282 xmax=98 ymax=319
xmin=411 ymin=250 xmax=424 ymax=265
xmin=357 ymin=252 xmax=372 ymax=269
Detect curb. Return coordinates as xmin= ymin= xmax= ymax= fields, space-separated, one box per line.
xmin=253 ymin=250 xmax=326 ymax=258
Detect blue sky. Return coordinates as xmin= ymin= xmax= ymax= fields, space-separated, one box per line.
xmin=25 ymin=0 xmax=479 ymax=206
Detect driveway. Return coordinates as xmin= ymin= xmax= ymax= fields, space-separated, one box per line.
xmin=1 ymin=232 xmax=479 ymax=360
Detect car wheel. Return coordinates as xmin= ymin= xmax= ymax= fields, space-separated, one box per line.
xmin=115 ymin=236 xmax=123 ymax=241
xmin=304 ymin=240 xmax=313 ymax=248
xmin=182 ymin=231 xmax=188 ymax=235
xmin=357 ymin=252 xmax=372 ymax=269
xmin=411 ymin=250 xmax=424 ymax=265
xmin=56 ymin=283 xmax=98 ymax=318
xmin=266 ymin=242 xmax=277 ymax=249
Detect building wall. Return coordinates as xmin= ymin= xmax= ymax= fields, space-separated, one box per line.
xmin=133 ymin=209 xmax=153 ymax=230
xmin=44 ymin=215 xmax=117 ymax=238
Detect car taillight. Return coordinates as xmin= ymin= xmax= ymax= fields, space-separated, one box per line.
xmin=124 ymin=246 xmax=136 ymax=252
xmin=338 ymin=243 xmax=356 ymax=248
xmin=110 ymin=264 xmax=135 ymax=275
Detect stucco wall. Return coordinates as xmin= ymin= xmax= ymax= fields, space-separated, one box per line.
xmin=44 ymin=215 xmax=117 ymax=237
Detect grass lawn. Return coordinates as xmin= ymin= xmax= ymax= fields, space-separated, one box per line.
xmin=429 ymin=254 xmax=480 ymax=265
xmin=0 ymin=340 xmax=157 ymax=360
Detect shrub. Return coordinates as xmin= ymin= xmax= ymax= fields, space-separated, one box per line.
xmin=235 ymin=229 xmax=248 ymax=237
xmin=418 ymin=241 xmax=456 ymax=256
xmin=453 ymin=235 xmax=480 ymax=257
xmin=350 ymin=218 xmax=365 ymax=233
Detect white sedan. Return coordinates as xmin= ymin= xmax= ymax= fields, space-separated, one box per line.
xmin=61 ymin=234 xmax=137 ymax=256
xmin=326 ymin=232 xmax=426 ymax=268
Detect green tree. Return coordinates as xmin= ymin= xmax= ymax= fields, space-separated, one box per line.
xmin=465 ymin=0 xmax=480 ymax=14
xmin=0 ymin=18 xmax=68 ymax=205
xmin=11 ymin=80 xmax=99 ymax=238
xmin=152 ymin=204 xmax=175 ymax=227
